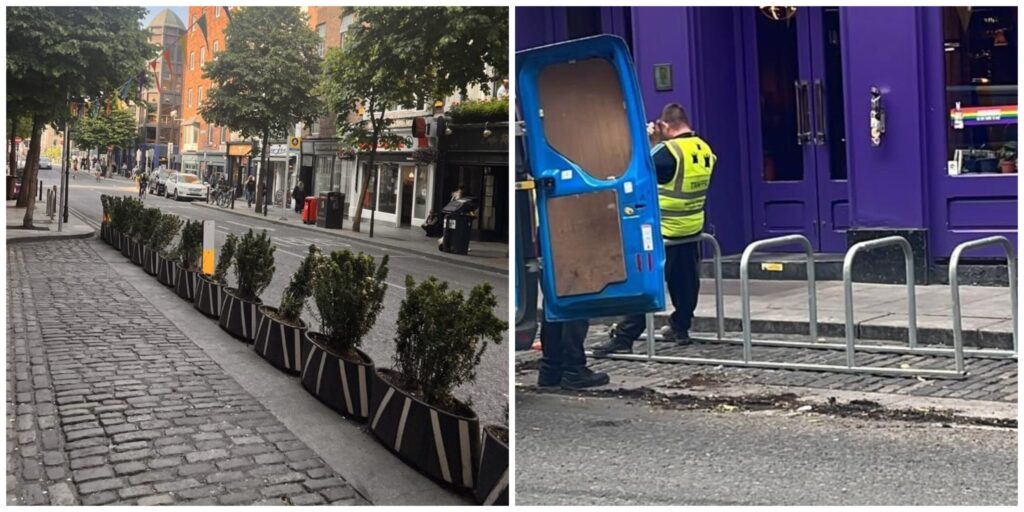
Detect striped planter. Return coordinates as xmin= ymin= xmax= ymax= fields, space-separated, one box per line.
xmin=174 ymin=263 xmax=198 ymax=301
xmin=156 ymin=253 xmax=177 ymax=287
xmin=120 ymin=233 xmax=132 ymax=258
xmin=193 ymin=275 xmax=224 ymax=319
xmin=130 ymin=239 xmax=145 ymax=266
xmin=369 ymin=368 xmax=480 ymax=491
xmin=474 ymin=426 xmax=509 ymax=505
xmin=112 ymin=229 xmax=122 ymax=250
xmin=142 ymin=246 xmax=159 ymax=276
xmin=299 ymin=334 xmax=373 ymax=421
xmin=218 ymin=288 xmax=261 ymax=342
xmin=254 ymin=306 xmax=306 ymax=375
xmin=100 ymin=223 xmax=109 ymax=243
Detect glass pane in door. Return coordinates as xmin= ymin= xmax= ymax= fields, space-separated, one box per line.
xmin=413 ymin=165 xmax=428 ymax=219
xmin=822 ymin=7 xmax=848 ymax=180
xmin=755 ymin=12 xmax=804 ymax=181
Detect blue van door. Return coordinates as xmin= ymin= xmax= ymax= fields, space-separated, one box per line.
xmin=517 ymin=35 xmax=666 ymax=322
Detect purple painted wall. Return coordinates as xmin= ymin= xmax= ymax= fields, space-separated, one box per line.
xmin=516 ymin=6 xmax=1018 ymax=260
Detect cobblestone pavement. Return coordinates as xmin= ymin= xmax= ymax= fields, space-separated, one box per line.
xmin=7 ymin=240 xmax=368 ymax=505
xmin=515 ymin=326 xmax=1017 ymax=403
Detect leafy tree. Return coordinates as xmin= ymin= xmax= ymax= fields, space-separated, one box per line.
xmin=201 ymin=6 xmax=323 ymax=213
xmin=7 ymin=6 xmax=154 ymax=227
xmin=73 ymin=108 xmax=137 ymax=175
xmin=42 ymin=144 xmax=63 ymax=163
xmin=6 ymin=114 xmax=33 ymax=176
xmin=319 ymin=7 xmax=507 ymax=234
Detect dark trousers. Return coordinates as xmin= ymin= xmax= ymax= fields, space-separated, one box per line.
xmin=539 ymin=316 xmax=589 ymax=379
xmin=614 ymin=240 xmax=701 ymax=343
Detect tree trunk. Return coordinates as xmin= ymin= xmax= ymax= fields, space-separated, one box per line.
xmin=350 ymin=106 xmax=384 ymax=234
xmin=20 ymin=116 xmax=45 ymax=227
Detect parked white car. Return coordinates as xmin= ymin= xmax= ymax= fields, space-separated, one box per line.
xmin=149 ymin=168 xmax=173 ymax=196
xmin=166 ymin=173 xmax=208 ymax=202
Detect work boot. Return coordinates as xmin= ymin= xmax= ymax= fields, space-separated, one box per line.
xmin=536 ymin=370 xmax=563 ymax=388
xmin=560 ymin=367 xmax=610 ymax=390
xmin=660 ymin=326 xmax=693 ymax=346
xmin=591 ymin=338 xmax=632 ymax=356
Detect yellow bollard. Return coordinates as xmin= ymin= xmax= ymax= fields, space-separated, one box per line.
xmin=202 ymin=221 xmax=216 ymax=275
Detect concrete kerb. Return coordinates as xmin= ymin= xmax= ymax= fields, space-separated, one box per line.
xmin=6 ymin=211 xmax=95 ymax=244
xmin=190 ymin=201 xmax=507 ymax=275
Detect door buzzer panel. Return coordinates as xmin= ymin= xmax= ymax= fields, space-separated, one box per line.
xmin=517 ymin=35 xmax=666 ymax=322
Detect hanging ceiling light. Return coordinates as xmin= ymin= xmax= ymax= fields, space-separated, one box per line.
xmin=760 ymin=7 xmax=797 ymax=21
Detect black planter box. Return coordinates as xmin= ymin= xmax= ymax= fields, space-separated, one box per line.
xmin=193 ymin=274 xmax=224 ymax=318
xmin=100 ymin=223 xmax=108 ymax=243
xmin=130 ymin=239 xmax=145 ymax=266
xmin=218 ymin=288 xmax=261 ymax=342
xmin=474 ymin=426 xmax=509 ymax=505
xmin=300 ymin=334 xmax=374 ymax=420
xmin=156 ymin=253 xmax=177 ymax=287
xmin=174 ymin=263 xmax=198 ymax=301
xmin=112 ymin=229 xmax=121 ymax=250
xmin=120 ymin=234 xmax=132 ymax=258
xmin=254 ymin=306 xmax=306 ymax=375
xmin=142 ymin=246 xmax=159 ymax=276
xmin=369 ymin=368 xmax=480 ymax=491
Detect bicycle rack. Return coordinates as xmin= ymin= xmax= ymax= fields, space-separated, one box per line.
xmin=950 ymin=236 xmax=1017 ymax=360
xmin=590 ymin=234 xmax=974 ymax=379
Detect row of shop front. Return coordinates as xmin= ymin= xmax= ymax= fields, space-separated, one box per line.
xmin=178 ymin=117 xmax=508 ymax=242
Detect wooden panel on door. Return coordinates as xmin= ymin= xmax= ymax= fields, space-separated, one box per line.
xmin=546 ymin=189 xmax=626 ymax=297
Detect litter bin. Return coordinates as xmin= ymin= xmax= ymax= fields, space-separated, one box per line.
xmin=440 ymin=197 xmax=477 ymax=255
xmin=316 ymin=191 xmax=345 ymax=229
xmin=302 ymin=196 xmax=318 ymax=224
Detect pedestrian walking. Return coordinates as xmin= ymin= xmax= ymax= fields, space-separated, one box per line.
xmin=245 ymin=175 xmax=256 ymax=207
xmin=138 ymin=172 xmax=148 ymax=199
xmin=594 ymin=103 xmax=716 ymax=355
xmin=292 ymin=181 xmax=305 ymax=214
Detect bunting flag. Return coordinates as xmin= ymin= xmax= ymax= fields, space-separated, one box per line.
xmin=223 ymin=7 xmax=232 ymax=21
xmin=150 ymin=60 xmax=161 ymax=93
xmin=162 ymin=48 xmax=174 ymax=73
xmin=196 ymin=13 xmax=210 ymax=48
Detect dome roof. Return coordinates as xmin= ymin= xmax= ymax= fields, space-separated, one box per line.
xmin=147 ymin=9 xmax=185 ymax=30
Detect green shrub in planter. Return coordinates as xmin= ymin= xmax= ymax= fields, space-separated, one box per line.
xmin=369 ymin=276 xmax=506 ymax=489
xmin=173 ymin=220 xmax=204 ymax=300
xmin=300 ymin=250 xmax=389 ymax=419
xmin=256 ymin=244 xmax=321 ymax=373
xmin=448 ymin=97 xmax=509 ymax=124
xmin=219 ymin=229 xmax=276 ymax=341
xmin=212 ymin=233 xmax=238 ymax=285
xmin=151 ymin=213 xmax=183 ymax=284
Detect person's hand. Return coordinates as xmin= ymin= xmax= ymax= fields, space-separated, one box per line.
xmin=648 ymin=121 xmax=664 ymax=145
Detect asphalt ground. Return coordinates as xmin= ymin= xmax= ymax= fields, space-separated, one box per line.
xmin=515 ymin=392 xmax=1017 ymax=506
xmin=41 ymin=167 xmax=509 ymax=426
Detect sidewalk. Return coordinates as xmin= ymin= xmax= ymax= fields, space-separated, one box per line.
xmin=5 ymin=239 xmax=372 ymax=505
xmin=643 ymin=277 xmax=1014 ymax=349
xmin=191 ymin=200 xmax=507 ymax=274
xmin=7 ymin=199 xmax=94 ymax=243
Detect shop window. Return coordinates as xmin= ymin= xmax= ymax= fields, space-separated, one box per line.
xmin=378 ymin=165 xmax=398 ymax=214
xmin=943 ymin=6 xmax=1017 ymax=175
xmin=413 ymin=165 xmax=429 ymax=219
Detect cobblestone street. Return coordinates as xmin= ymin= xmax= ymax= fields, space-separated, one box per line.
xmin=7 ymin=240 xmax=366 ymax=505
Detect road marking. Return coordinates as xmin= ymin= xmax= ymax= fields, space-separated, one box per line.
xmin=227 ymin=220 xmax=273 ymax=231
xmin=275 ymin=248 xmax=306 ymax=259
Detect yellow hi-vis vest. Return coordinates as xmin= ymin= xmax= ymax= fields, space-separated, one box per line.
xmin=658 ymin=135 xmax=716 ymax=238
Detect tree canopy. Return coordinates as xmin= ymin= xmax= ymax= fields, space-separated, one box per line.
xmin=200 ymin=6 xmax=323 ymax=211
xmin=73 ymin=108 xmax=137 ymax=153
xmin=318 ymin=6 xmax=508 ymax=233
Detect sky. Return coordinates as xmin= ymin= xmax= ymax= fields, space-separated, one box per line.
xmin=141 ymin=6 xmax=189 ymax=28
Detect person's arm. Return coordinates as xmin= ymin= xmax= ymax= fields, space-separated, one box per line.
xmin=650 ymin=143 xmax=676 ymax=185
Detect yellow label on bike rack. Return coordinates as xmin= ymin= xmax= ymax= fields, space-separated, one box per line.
xmin=761 ymin=262 xmax=784 ymax=272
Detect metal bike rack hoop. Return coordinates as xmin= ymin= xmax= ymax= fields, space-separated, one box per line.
xmin=950 ymin=236 xmax=1017 ymax=360
xmin=740 ymin=234 xmax=816 ymax=362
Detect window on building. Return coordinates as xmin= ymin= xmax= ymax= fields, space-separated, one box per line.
xmin=198 ymin=86 xmax=204 ymax=105
xmin=188 ymin=89 xmax=193 ymax=108
xmin=213 ymin=40 xmax=219 ymax=56
xmin=339 ymin=13 xmax=356 ymax=49
xmin=189 ymin=51 xmax=195 ymax=70
xmin=208 ymin=124 xmax=213 ymax=144
xmin=221 ymin=126 xmax=227 ymax=142
xmin=200 ymin=47 xmax=205 ymax=66
xmin=215 ymin=7 xmax=221 ymax=18
xmin=310 ymin=118 xmax=320 ymax=137
xmin=943 ymin=6 xmax=1018 ymax=175
xmin=317 ymin=23 xmax=327 ymax=57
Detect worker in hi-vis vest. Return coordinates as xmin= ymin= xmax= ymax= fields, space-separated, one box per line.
xmin=594 ymin=103 xmax=716 ymax=355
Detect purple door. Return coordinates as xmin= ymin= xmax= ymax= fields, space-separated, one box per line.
xmin=743 ymin=7 xmax=850 ymax=252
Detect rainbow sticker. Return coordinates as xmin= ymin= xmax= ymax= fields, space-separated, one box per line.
xmin=950 ymin=104 xmax=1018 ymax=129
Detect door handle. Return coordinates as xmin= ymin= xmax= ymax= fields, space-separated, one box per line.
xmin=813 ymin=80 xmax=826 ymax=145
xmin=794 ymin=81 xmax=811 ymax=145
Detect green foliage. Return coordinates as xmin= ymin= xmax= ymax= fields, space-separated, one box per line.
xmin=99 ymin=195 xmax=111 ymax=221
xmin=393 ymin=276 xmax=506 ymax=407
xmin=134 ymin=207 xmax=161 ymax=243
xmin=278 ymin=244 xmax=322 ymax=325
xmin=448 ymin=97 xmax=509 ymax=124
xmin=42 ymin=144 xmax=62 ymax=162
xmin=310 ymin=250 xmax=389 ymax=355
xmin=73 ymin=108 xmax=137 ymax=152
xmin=998 ymin=141 xmax=1017 ymax=162
xmin=176 ymin=220 xmax=203 ymax=269
xmin=149 ymin=213 xmax=182 ymax=255
xmin=318 ymin=7 xmax=506 ymax=233
xmin=233 ymin=229 xmax=276 ymax=302
xmin=212 ymin=233 xmax=238 ymax=285
xmin=116 ymin=197 xmax=144 ymax=238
